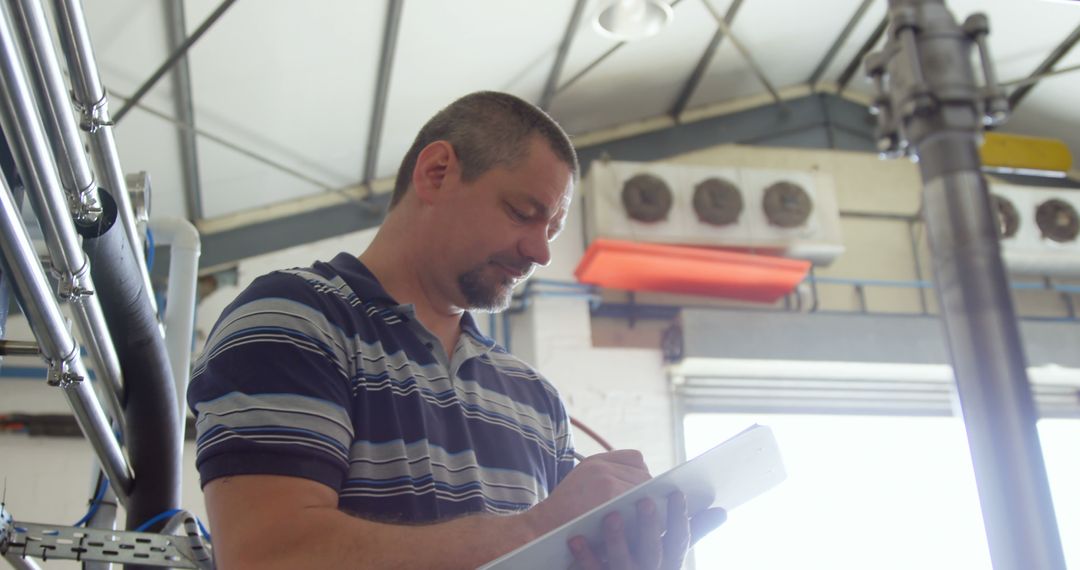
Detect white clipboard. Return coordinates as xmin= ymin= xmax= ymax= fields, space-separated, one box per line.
xmin=479 ymin=424 xmax=786 ymax=570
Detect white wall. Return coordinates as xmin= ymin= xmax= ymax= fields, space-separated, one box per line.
xmin=524 ymin=186 xmax=678 ymax=473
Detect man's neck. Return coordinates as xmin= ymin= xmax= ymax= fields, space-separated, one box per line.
xmin=358 ymin=235 xmax=464 ymax=355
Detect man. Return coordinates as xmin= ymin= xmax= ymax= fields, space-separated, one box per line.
xmin=188 ymin=91 xmax=725 ymax=569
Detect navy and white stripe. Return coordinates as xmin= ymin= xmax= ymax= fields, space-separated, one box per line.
xmin=188 ymin=252 xmax=575 ymax=523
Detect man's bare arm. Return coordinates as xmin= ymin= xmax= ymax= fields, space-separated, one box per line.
xmin=205 ymin=450 xmax=654 ymax=569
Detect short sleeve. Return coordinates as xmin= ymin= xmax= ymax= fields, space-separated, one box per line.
xmin=187 ymin=271 xmax=356 ymax=490
xmin=551 ymin=394 xmax=577 ymax=487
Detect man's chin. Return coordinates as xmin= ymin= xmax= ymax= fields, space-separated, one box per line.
xmin=456 ymin=283 xmax=508 ymax=313
xmin=469 ymin=286 xmax=514 ymax=313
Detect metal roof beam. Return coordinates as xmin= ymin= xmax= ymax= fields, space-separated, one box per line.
xmin=836 ymin=15 xmax=887 ymax=94
xmin=1007 ymin=23 xmax=1080 ymax=111
xmin=361 ymin=0 xmax=404 ymax=188
xmin=109 ymin=88 xmax=336 ymax=191
xmin=540 ymin=0 xmax=588 ymax=111
xmin=808 ymin=0 xmax=874 ymax=88
xmin=700 ymin=0 xmax=782 ymax=106
xmin=113 ymin=0 xmax=238 ymax=124
xmin=163 ymin=0 xmax=203 ymax=221
xmin=1002 ymin=62 xmax=1080 ymax=90
xmin=669 ymin=0 xmax=745 ymax=119
xmin=194 ymin=93 xmax=877 ymax=270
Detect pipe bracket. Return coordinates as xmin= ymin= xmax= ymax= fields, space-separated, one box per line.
xmin=47 ymin=357 xmax=82 ymax=387
xmin=71 ymin=90 xmax=111 ymax=133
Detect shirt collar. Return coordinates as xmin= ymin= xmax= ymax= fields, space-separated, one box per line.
xmin=328 ymin=252 xmax=496 ymax=348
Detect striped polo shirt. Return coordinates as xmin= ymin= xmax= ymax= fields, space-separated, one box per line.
xmin=187 ymin=252 xmax=576 ymax=522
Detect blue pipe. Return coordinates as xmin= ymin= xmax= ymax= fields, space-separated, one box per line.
xmin=498 ymin=273 xmax=1080 ymax=349
xmin=808 ymin=275 xmax=1080 ymax=295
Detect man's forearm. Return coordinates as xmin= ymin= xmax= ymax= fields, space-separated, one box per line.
xmin=216 ymin=505 xmax=540 ymax=570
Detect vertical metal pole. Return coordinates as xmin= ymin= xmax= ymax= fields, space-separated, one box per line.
xmin=361 ymin=0 xmax=403 ymax=187
xmin=164 ymin=0 xmax=205 ymax=222
xmin=870 ymin=2 xmax=1066 ymax=568
xmin=539 ymin=0 xmax=587 ymax=111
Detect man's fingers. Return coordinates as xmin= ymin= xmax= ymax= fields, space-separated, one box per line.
xmin=590 ymin=449 xmax=649 ymax=472
xmin=634 ymin=498 xmax=663 ymax=569
xmin=568 ymin=458 xmax=652 ymax=492
xmin=569 ymin=536 xmax=604 ymax=570
xmin=690 ymin=507 xmax=727 ymax=546
xmin=660 ymin=491 xmax=691 ymax=570
xmin=603 ymin=512 xmax=634 ymax=568
xmin=597 ymin=462 xmax=653 ymax=487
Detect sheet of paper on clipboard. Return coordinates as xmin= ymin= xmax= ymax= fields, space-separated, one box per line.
xmin=479 ymin=424 xmax=786 ymax=570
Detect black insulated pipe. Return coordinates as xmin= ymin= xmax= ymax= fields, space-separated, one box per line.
xmin=77 ymin=190 xmax=181 ymax=540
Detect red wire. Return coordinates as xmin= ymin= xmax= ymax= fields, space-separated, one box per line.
xmin=570 ymin=416 xmax=614 ymax=452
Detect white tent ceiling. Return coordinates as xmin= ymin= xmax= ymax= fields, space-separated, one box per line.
xmin=74 ymin=0 xmax=1080 ymax=225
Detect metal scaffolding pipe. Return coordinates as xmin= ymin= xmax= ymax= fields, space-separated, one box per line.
xmin=0 ymin=338 xmax=38 ymax=355
xmin=8 ymin=0 xmax=99 ymax=224
xmin=0 ymin=0 xmax=124 ymax=425
xmin=2 ymin=552 xmax=43 ymax=570
xmin=871 ymin=1 xmax=1066 ymax=567
xmin=49 ymin=0 xmax=157 ymax=316
xmin=0 ymin=175 xmax=132 ymax=504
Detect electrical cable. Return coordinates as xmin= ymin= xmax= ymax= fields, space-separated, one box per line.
xmin=134 ymin=508 xmax=180 ymax=532
xmin=134 ymin=508 xmax=212 ymax=540
xmin=72 ymin=474 xmax=108 ymax=527
xmin=570 ymin=416 xmax=614 ymax=452
xmin=145 ymin=226 xmax=155 ymax=272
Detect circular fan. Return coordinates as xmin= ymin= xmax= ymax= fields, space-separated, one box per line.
xmin=692 ymin=177 xmax=743 ymax=226
xmin=1035 ymin=198 xmax=1080 ymax=243
xmin=621 ymin=173 xmax=673 ymax=223
xmin=762 ymin=181 xmax=813 ymax=228
xmin=990 ymin=194 xmax=1020 ymax=239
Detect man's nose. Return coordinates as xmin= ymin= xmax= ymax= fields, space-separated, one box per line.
xmin=519 ymin=227 xmax=552 ymax=267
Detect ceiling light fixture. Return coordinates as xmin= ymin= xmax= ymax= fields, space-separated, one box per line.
xmin=594 ymin=0 xmax=674 ymax=42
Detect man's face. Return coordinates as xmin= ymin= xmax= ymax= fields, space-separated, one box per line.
xmin=433 ymin=137 xmax=573 ymax=313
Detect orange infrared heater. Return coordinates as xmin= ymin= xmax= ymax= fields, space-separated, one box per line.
xmin=574 ymin=238 xmax=811 ymax=303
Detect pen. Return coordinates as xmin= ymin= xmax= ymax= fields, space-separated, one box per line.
xmin=573 ymin=451 xmax=587 ymax=463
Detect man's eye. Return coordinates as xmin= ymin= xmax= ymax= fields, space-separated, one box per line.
xmin=508 ymin=206 xmax=528 ymax=221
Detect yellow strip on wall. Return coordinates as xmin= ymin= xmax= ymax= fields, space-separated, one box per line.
xmin=980 ymin=132 xmax=1072 ymax=172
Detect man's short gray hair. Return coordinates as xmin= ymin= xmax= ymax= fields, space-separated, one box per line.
xmin=390 ymin=91 xmax=578 ymax=209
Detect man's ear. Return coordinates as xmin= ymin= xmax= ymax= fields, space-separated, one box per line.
xmin=412 ymin=141 xmax=458 ymax=205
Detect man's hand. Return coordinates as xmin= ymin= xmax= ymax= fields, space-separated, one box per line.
xmin=566 ymin=492 xmax=727 ymax=570
xmin=523 ymin=450 xmax=727 ymax=569
xmin=525 ymin=450 xmax=654 ymax=535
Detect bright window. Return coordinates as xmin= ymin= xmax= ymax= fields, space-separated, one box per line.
xmin=684 ymin=413 xmax=1080 ymax=569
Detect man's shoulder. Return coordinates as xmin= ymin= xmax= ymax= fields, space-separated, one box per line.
xmin=232 ymin=258 xmax=368 ymax=317
xmin=482 ymin=345 xmax=566 ymax=411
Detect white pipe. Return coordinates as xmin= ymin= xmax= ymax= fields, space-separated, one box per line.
xmin=148 ymin=217 xmax=200 ymax=438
